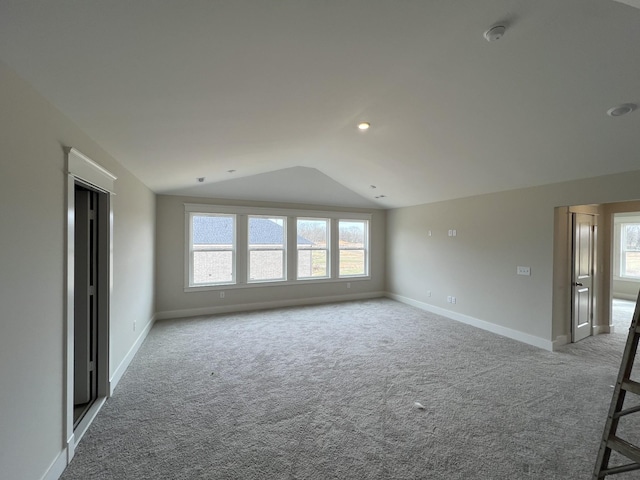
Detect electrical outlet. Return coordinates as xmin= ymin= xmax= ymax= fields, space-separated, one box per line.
xmin=452 ymin=296 xmax=456 ymax=304
xmin=448 ymin=230 xmax=452 ymax=237
xmin=220 ymin=291 xmax=225 ymax=298
xmin=427 ymin=290 xmax=431 ymax=297
xmin=428 ymin=230 xmax=432 ymax=237
xmin=452 ymin=229 xmax=457 ymax=237
xmin=447 ymin=296 xmax=452 ymax=303
xmin=517 ymin=266 xmax=531 ymax=276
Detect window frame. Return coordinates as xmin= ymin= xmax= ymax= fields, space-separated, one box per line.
xmin=338 ymin=219 xmax=370 ymax=278
xmin=184 ymin=203 xmax=371 ymax=292
xmin=247 ymin=214 xmax=287 ymax=283
xmin=187 ymin=212 xmax=236 ymax=288
xmin=296 ymin=217 xmax=331 ymax=280
xmin=619 ymin=222 xmax=640 ymax=280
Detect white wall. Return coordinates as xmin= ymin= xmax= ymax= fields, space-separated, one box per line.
xmin=0 ymin=61 xmax=155 ymax=480
xmin=155 ymin=195 xmax=385 ymax=317
xmin=386 ymin=170 xmax=640 ymax=348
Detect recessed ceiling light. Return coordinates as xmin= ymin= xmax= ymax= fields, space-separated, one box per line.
xmin=607 ymin=103 xmax=637 ymax=117
xmin=197 ymin=177 xmax=205 ymax=183
xmin=358 ymin=122 xmax=370 ymax=131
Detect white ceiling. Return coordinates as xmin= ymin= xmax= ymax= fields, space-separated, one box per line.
xmin=0 ymin=0 xmax=639 ymax=209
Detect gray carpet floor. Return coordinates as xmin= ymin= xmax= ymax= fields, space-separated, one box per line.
xmin=61 ymin=298 xmax=640 ymax=479
xmin=613 ymin=298 xmax=636 ymax=331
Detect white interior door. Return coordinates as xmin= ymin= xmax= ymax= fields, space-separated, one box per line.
xmin=572 ymin=213 xmax=595 ymax=342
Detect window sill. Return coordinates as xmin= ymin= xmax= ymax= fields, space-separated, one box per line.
xmin=614 ymin=275 xmax=640 ymax=283
xmin=184 ymin=276 xmax=370 ymax=293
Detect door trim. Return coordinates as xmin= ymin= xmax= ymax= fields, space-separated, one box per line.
xmin=568 ymin=208 xmax=599 ymax=343
xmin=65 ymin=149 xmax=115 ymax=461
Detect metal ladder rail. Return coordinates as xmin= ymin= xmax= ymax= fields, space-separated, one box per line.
xmin=593 ymin=292 xmax=640 ymax=479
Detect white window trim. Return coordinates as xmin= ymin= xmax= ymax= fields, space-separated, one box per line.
xmin=297 ymin=217 xmax=331 ymax=280
xmin=338 ymin=219 xmax=370 ymax=278
xmin=187 ymin=212 xmax=236 ymax=288
xmin=247 ymin=215 xmax=287 ymax=284
xmin=184 ymin=203 xmax=371 ymax=220
xmin=616 ymin=220 xmax=640 ymax=282
xmin=184 ymin=204 xmax=371 ymax=291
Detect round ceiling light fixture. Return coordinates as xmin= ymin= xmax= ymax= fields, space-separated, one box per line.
xmin=607 ymin=103 xmax=637 ymax=117
xmin=197 ymin=177 xmax=205 ymax=183
xmin=484 ymin=25 xmax=506 ymax=42
xmin=358 ymin=122 xmax=370 ymax=131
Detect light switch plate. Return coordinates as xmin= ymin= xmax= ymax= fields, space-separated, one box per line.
xmin=517 ymin=266 xmax=531 ymax=276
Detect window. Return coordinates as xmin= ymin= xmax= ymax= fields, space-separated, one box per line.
xmin=248 ymin=216 xmax=286 ymax=282
xmin=189 ymin=214 xmax=235 ymax=286
xmin=185 ymin=204 xmax=371 ymax=290
xmin=297 ymin=218 xmax=329 ymax=279
xmin=339 ymin=219 xmax=369 ymax=277
xmin=620 ymin=223 xmax=640 ymax=279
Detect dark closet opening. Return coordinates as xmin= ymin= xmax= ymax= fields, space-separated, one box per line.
xmin=73 ymin=184 xmax=100 ymax=427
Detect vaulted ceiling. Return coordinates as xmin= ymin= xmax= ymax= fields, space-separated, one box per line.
xmin=1 ymin=0 xmax=639 ymax=208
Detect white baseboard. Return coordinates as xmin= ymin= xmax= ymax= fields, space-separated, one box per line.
xmin=155 ymin=292 xmax=385 ymax=321
xmin=386 ymin=292 xmax=554 ymax=351
xmin=609 ymin=325 xmax=630 ymax=334
xmin=41 ymin=448 xmax=67 ymax=480
xmin=592 ymin=325 xmax=611 ymax=335
xmin=109 ymin=314 xmax=157 ymax=395
xmin=66 ymin=432 xmax=75 ymax=463
xmin=551 ymin=334 xmax=569 ymax=351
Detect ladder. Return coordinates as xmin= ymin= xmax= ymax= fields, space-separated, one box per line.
xmin=593 ymin=292 xmax=640 ymax=479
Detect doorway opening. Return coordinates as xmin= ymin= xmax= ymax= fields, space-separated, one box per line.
xmin=73 ymin=185 xmax=101 ymax=426
xmin=553 ymin=201 xmax=640 ymax=347
xmin=65 ymin=148 xmax=116 ymax=461
xmin=70 ymin=181 xmax=110 ymax=435
xmin=610 ymin=212 xmax=640 ymax=333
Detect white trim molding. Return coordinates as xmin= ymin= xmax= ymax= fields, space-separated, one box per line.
xmin=110 ymin=314 xmax=157 ymax=395
xmin=592 ymin=325 xmax=611 ymax=336
xmin=67 ymin=148 xmax=117 ymax=194
xmin=386 ymin=292 xmax=555 ymax=351
xmin=64 ymin=150 xmax=117 ymax=474
xmin=41 ymin=449 xmax=68 ymax=480
xmin=551 ymin=335 xmax=569 ymax=351
xmin=156 ymin=292 xmax=384 ymax=320
xmin=184 ymin=203 xmax=372 ymax=220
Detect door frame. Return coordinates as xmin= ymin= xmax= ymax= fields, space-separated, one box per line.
xmin=64 ymin=148 xmax=116 ymax=462
xmin=571 ymin=212 xmax=597 ymax=342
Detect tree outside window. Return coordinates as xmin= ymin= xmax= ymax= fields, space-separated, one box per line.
xmin=339 ymin=220 xmax=368 ymax=277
